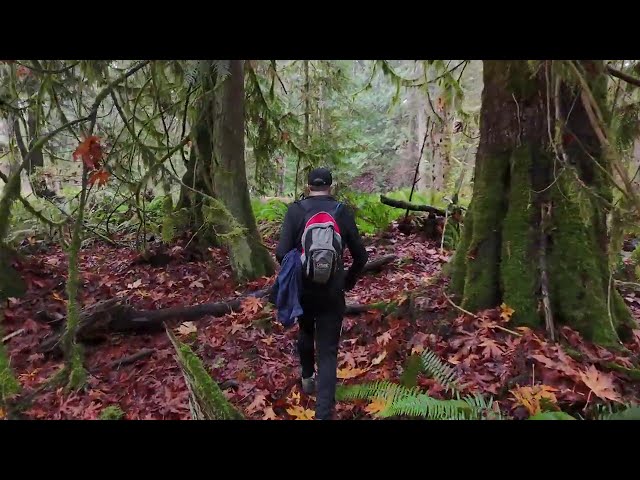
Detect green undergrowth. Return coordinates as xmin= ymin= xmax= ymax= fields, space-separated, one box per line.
xmin=251 ymin=189 xmax=465 ymax=237
xmin=100 ymin=405 xmax=125 ymax=420
xmin=338 ymin=347 xmax=639 ymax=420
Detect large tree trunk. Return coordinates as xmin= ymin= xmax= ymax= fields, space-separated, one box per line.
xmin=450 ymin=60 xmax=634 ymax=346
xmin=208 ymin=60 xmax=275 ymax=282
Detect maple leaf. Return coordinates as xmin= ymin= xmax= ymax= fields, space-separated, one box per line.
xmin=371 ymin=351 xmax=387 ymax=366
xmin=579 ymin=365 xmax=622 ymax=403
xmin=500 ymin=303 xmax=515 ymax=322
xmin=286 ymin=405 xmax=315 ymax=420
xmin=246 ymin=394 xmax=267 ymax=415
xmin=376 ymin=331 xmax=392 ymax=346
xmin=72 ymin=136 xmax=104 ymax=170
xmin=230 ymin=322 xmax=244 ymax=335
xmin=479 ymin=339 xmax=504 ymax=359
xmin=530 ymin=353 xmax=580 ymax=380
xmin=510 ymin=385 xmax=558 ymax=416
xmin=176 ymin=322 xmax=197 ymax=336
xmin=241 ymin=296 xmax=263 ymax=314
xmin=364 ymin=398 xmax=389 ymax=416
xmin=262 ymin=406 xmax=278 ymax=420
xmin=337 ymin=367 xmax=368 ymax=379
xmin=261 ymin=335 xmax=274 ymax=346
xmin=340 ymin=351 xmax=358 ymax=369
xmin=88 ymin=169 xmax=110 ymax=187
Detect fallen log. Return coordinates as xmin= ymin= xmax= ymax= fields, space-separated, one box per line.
xmin=38 ymin=255 xmax=397 ymax=353
xmin=380 ymin=195 xmax=446 ymax=216
xmin=360 ymin=254 xmax=397 ymax=272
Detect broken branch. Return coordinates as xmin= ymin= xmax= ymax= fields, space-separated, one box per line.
xmin=380 ymin=195 xmax=446 ymax=216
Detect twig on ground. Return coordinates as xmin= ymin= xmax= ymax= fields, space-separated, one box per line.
xmin=443 ymin=291 xmax=522 ymax=337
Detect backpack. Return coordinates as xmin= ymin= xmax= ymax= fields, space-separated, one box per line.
xmin=298 ymin=201 xmax=343 ymax=285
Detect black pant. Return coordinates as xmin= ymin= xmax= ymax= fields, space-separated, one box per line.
xmin=297 ymin=294 xmax=345 ymax=420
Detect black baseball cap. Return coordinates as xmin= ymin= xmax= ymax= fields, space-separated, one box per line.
xmin=308 ymin=167 xmax=333 ymax=187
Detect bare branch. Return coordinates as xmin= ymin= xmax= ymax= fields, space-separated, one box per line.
xmin=606 ymin=65 xmax=640 ymax=88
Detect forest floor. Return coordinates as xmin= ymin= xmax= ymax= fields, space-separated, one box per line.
xmin=4 ymin=223 xmax=640 ymax=420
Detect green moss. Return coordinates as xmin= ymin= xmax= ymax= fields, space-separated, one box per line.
xmin=500 ymin=146 xmax=539 ymax=327
xmin=167 ymin=329 xmax=243 ymax=420
xmin=161 ymin=195 xmax=175 ymax=243
xmin=548 ymin=175 xmax=621 ymax=346
xmin=461 ymin=152 xmax=510 ymax=312
xmin=400 ymin=354 xmax=422 ymax=388
xmin=503 ymin=61 xmax=540 ymax=100
xmin=604 ymin=362 xmax=640 ymax=380
xmin=0 ymin=169 xmax=21 ymax=242
xmin=449 ymin=203 xmax=473 ymax=299
xmin=66 ymin=343 xmax=87 ymax=392
xmin=0 ymin=335 xmax=20 ymax=405
xmin=100 ymin=405 xmax=125 ymax=420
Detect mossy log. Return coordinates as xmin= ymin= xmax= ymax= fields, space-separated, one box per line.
xmin=449 ymin=60 xmax=635 ymax=346
xmin=167 ymin=327 xmax=243 ymax=420
xmin=380 ymin=195 xmax=446 ymax=216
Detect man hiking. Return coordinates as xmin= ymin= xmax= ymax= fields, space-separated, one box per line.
xmin=275 ymin=167 xmax=368 ymax=420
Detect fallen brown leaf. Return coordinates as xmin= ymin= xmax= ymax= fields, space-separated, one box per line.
xmin=176 ymin=322 xmax=197 ymax=336
xmin=262 ymin=406 xmax=278 ymax=420
xmin=337 ymin=367 xmax=368 ymax=379
xmin=580 ymin=365 xmax=622 ymax=403
xmin=364 ymin=398 xmax=388 ymax=416
xmin=286 ymin=405 xmax=314 ymax=420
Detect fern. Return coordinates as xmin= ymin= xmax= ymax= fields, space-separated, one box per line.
xmin=382 ymin=394 xmax=477 ymax=420
xmin=420 ymin=348 xmax=460 ymax=393
xmin=336 ymin=380 xmax=420 ymax=406
xmin=337 ymin=381 xmax=499 ymax=420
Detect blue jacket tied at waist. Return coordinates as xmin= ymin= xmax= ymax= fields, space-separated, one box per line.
xmin=273 ymin=249 xmax=303 ymax=327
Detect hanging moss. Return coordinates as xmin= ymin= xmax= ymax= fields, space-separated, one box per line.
xmin=167 ymin=329 xmax=243 ymax=420
xmin=500 ymin=146 xmax=539 ymax=327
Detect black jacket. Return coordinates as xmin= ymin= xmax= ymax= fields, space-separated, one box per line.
xmin=275 ymin=195 xmax=369 ymax=295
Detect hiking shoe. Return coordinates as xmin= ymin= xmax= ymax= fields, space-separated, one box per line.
xmin=301 ymin=374 xmax=316 ymax=395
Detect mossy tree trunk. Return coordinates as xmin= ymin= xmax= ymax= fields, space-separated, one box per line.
xmin=189 ymin=61 xmax=274 ymax=282
xmin=450 ymin=60 xmax=634 ymax=346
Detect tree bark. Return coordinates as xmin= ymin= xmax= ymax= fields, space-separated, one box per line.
xmin=450 ymin=60 xmax=634 ymax=346
xmin=208 ymin=60 xmax=275 ymax=281
xmin=186 ymin=60 xmax=275 ymax=282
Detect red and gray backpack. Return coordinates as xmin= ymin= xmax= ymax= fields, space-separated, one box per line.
xmin=298 ymin=201 xmax=343 ymax=285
